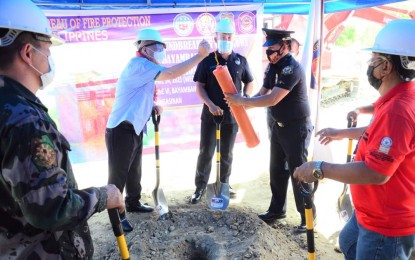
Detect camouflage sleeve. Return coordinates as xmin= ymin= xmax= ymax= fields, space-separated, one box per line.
xmin=2 ymin=111 xmax=108 ymax=231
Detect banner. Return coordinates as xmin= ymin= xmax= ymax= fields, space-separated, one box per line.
xmin=49 ymin=11 xmax=257 ymax=43
xmin=40 ymin=7 xmax=263 ymax=163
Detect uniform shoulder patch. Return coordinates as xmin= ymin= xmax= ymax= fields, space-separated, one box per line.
xmin=281 ymin=65 xmax=294 ymax=75
xmin=378 ymin=136 xmax=392 ymax=154
xmin=31 ymin=135 xmax=57 ymax=170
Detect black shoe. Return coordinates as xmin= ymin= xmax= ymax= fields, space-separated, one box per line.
xmin=119 ymin=213 xmax=133 ymax=232
xmin=295 ymin=217 xmax=317 ymax=233
xmin=229 ymin=187 xmax=237 ymax=199
xmin=190 ymin=188 xmax=205 ymax=204
xmin=126 ymin=201 xmax=154 ymax=213
xmin=294 ymin=221 xmax=307 ymax=233
xmin=258 ymin=211 xmax=286 ymax=222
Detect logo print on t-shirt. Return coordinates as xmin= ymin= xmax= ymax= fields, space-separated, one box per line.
xmin=281 ymin=65 xmax=293 ymax=75
xmin=379 ymin=136 xmax=392 ymax=154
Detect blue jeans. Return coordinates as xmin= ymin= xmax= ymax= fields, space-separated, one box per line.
xmin=339 ymin=211 xmax=415 ymax=260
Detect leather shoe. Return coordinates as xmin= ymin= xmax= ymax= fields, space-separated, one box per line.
xmin=126 ymin=201 xmax=154 ymax=213
xmin=119 ymin=213 xmax=133 ymax=232
xmin=295 ymin=216 xmax=317 ymax=233
xmin=190 ymin=188 xmax=205 ymax=204
xmin=258 ymin=211 xmax=286 ymax=222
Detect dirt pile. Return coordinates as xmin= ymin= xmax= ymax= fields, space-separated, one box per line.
xmin=92 ymin=203 xmax=317 ymax=260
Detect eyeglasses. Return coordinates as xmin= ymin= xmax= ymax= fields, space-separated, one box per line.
xmin=144 ymin=42 xmax=166 ymax=51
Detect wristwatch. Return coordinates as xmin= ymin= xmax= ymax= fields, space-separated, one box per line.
xmin=312 ymin=161 xmax=324 ymax=180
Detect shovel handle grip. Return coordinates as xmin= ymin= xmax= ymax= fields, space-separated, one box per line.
xmin=213 ymin=115 xmax=224 ymax=125
xmin=347 ymin=117 xmax=357 ymax=128
xmin=298 ymin=180 xmax=319 ymax=197
xmin=108 ymin=209 xmax=130 ymax=260
xmin=152 ymin=110 xmax=161 ymax=126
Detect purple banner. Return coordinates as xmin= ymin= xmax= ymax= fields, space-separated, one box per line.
xmin=45 ymin=9 xmax=259 ymax=163
xmin=48 ymin=11 xmax=257 ymax=43
xmin=48 ymin=11 xmax=257 ymax=108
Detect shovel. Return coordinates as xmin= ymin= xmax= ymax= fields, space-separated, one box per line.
xmin=151 ymin=110 xmax=170 ymax=218
xmin=337 ymin=117 xmax=357 ymax=223
xmin=206 ymin=115 xmax=230 ymax=210
xmin=108 ymin=209 xmax=130 ymax=260
xmin=298 ymin=181 xmax=318 ymax=260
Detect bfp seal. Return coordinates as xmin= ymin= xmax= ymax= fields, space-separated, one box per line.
xmin=237 ymin=11 xmax=256 ymax=34
xmin=173 ymin=13 xmax=194 ymax=37
xmin=196 ymin=13 xmax=216 ymax=36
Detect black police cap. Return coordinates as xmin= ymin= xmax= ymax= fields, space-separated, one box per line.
xmin=262 ymin=28 xmax=294 ymax=47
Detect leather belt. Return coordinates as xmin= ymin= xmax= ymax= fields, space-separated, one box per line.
xmin=276 ymin=117 xmax=310 ymax=128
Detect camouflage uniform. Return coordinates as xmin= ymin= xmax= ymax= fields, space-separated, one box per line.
xmin=0 ymin=76 xmax=108 ymax=259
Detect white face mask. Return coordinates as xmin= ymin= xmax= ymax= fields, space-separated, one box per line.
xmin=153 ymin=49 xmax=166 ymax=64
xmin=29 ymin=46 xmax=55 ymax=89
xmin=147 ymin=48 xmax=166 ymax=64
xmin=217 ymin=40 xmax=233 ymax=54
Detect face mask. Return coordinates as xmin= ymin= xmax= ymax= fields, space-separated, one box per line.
xmin=147 ymin=48 xmax=166 ymax=64
xmin=153 ymin=50 xmax=166 ymax=64
xmin=29 ymin=46 xmax=55 ymax=89
xmin=217 ymin=40 xmax=233 ymax=54
xmin=366 ymin=62 xmax=384 ymax=90
xmin=266 ymin=45 xmax=284 ymax=62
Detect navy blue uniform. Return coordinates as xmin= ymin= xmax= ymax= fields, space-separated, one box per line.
xmin=263 ymin=54 xmax=316 ymax=222
xmin=193 ymin=51 xmax=253 ymax=189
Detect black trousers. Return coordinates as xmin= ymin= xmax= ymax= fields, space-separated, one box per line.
xmin=106 ymin=123 xmax=143 ymax=204
xmin=268 ymin=118 xmax=316 ymax=221
xmin=194 ymin=118 xmax=238 ymax=190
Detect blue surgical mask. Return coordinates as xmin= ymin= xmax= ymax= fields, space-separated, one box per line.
xmin=217 ymin=40 xmax=233 ymax=54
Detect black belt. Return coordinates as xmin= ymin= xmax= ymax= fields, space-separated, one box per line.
xmin=276 ymin=117 xmax=310 ymax=128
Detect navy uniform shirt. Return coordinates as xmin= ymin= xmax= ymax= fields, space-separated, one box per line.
xmin=193 ymin=51 xmax=254 ymax=124
xmin=0 ymin=76 xmax=108 ymax=259
xmin=263 ymin=54 xmax=310 ymax=123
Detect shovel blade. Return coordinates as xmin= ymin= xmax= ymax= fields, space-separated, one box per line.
xmin=206 ymin=182 xmax=230 ymax=210
xmin=206 ymin=183 xmax=216 ymax=204
xmin=152 ymin=188 xmax=169 ymax=216
xmin=337 ymin=191 xmax=353 ymax=223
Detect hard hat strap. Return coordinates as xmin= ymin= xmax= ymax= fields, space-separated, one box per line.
xmin=0 ymin=29 xmax=21 ymax=47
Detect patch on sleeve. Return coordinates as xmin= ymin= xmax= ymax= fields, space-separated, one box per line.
xmin=31 ymin=135 xmax=57 ymax=170
xmin=378 ymin=136 xmax=392 ymax=154
xmin=281 ymin=65 xmax=294 ymax=75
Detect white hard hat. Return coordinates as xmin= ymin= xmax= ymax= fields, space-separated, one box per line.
xmin=366 ymin=19 xmax=415 ymax=57
xmin=136 ymin=28 xmax=165 ymax=45
xmin=0 ymin=0 xmax=52 ymax=47
xmin=216 ymin=19 xmax=235 ymax=34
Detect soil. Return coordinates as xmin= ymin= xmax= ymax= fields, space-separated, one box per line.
xmin=89 ymin=174 xmax=345 ymax=260
xmin=81 ymin=82 xmax=378 ymax=260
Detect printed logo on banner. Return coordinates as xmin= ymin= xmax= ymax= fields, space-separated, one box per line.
xmin=173 ymin=13 xmax=194 ymax=37
xmin=196 ymin=13 xmax=216 ymax=36
xmin=237 ymin=11 xmax=256 ymax=34
xmin=219 ymin=12 xmax=235 ymax=24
